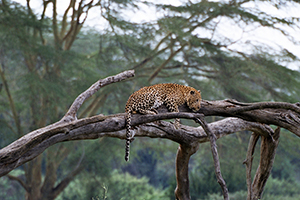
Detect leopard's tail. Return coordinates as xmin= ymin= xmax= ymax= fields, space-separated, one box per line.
xmin=125 ymin=112 xmax=131 ymax=161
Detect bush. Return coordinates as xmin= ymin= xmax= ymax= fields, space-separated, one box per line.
xmin=0 ymin=170 xmax=25 ymax=200
xmin=206 ymin=190 xmax=300 ymax=200
xmin=206 ymin=191 xmax=247 ymax=200
xmin=264 ymin=176 xmax=300 ymax=197
xmin=58 ymin=170 xmax=168 ymax=200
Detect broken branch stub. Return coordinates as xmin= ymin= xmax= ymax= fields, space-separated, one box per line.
xmin=61 ymin=70 xmax=135 ymax=122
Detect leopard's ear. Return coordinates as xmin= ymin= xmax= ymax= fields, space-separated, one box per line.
xmin=190 ymin=90 xmax=195 ymax=95
xmin=198 ymin=90 xmax=201 ymax=94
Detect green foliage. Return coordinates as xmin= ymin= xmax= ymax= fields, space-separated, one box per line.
xmin=264 ymin=176 xmax=300 ymax=197
xmin=204 ymin=176 xmax=300 ymax=200
xmin=190 ymin=163 xmax=221 ymax=199
xmin=206 ymin=191 xmax=248 ymax=200
xmin=57 ymin=170 xmax=168 ymax=200
xmin=188 ymin=134 xmax=253 ymax=199
xmin=144 ymin=0 xmax=300 ymax=103
xmin=0 ymin=176 xmax=24 ymax=200
xmin=272 ymin=131 xmax=300 ymax=181
xmin=206 ymin=190 xmax=300 ymax=200
xmin=0 ymin=170 xmax=25 ymax=200
xmin=122 ymin=146 xmax=174 ymax=188
xmin=0 ymin=1 xmax=48 ymax=49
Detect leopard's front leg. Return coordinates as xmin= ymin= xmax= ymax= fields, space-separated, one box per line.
xmin=165 ymin=100 xmax=180 ymax=129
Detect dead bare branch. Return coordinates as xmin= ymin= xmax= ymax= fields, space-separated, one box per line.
xmin=0 ymin=70 xmax=134 ymax=172
xmin=178 ymin=100 xmax=300 ymax=136
xmin=0 ymin=70 xmax=299 ymax=200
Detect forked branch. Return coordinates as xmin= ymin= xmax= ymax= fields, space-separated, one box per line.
xmin=252 ymin=127 xmax=281 ymax=199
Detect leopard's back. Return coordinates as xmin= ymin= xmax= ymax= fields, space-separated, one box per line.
xmin=125 ymin=85 xmax=162 ymax=113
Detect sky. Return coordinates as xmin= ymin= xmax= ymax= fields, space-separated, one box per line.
xmin=14 ymin=0 xmax=300 ymax=70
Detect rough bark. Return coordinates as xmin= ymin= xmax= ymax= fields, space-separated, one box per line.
xmin=199 ymin=100 xmax=300 ymax=136
xmin=1 ymin=70 xmax=300 ymax=199
xmin=175 ymin=143 xmax=199 ymax=200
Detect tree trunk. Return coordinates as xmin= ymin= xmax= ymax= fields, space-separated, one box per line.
xmin=175 ymin=143 xmax=199 ymax=200
xmin=25 ymin=156 xmax=42 ymax=200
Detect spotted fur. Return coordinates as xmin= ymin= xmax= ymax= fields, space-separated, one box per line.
xmin=124 ymin=83 xmax=201 ymax=161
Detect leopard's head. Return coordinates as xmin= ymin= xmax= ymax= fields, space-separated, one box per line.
xmin=186 ymin=89 xmax=201 ymax=112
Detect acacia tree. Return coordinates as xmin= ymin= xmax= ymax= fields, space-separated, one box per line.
xmin=106 ymin=0 xmax=300 ymax=102
xmin=0 ymin=0 xmax=106 ymax=199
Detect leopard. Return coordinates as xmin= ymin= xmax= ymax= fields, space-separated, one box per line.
xmin=124 ymin=83 xmax=201 ymax=161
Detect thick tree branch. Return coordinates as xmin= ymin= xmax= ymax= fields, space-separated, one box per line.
xmin=0 ymin=70 xmax=134 ymax=173
xmin=0 ymin=95 xmax=298 ymax=178
xmin=0 ymin=70 xmax=299 ymax=200
xmin=179 ymin=100 xmax=300 ymax=137
xmin=175 ymin=143 xmax=199 ymax=200
xmin=225 ymin=99 xmax=300 ymax=114
xmin=0 ymin=114 xmax=278 ymax=178
xmin=243 ymin=127 xmax=280 ymax=200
